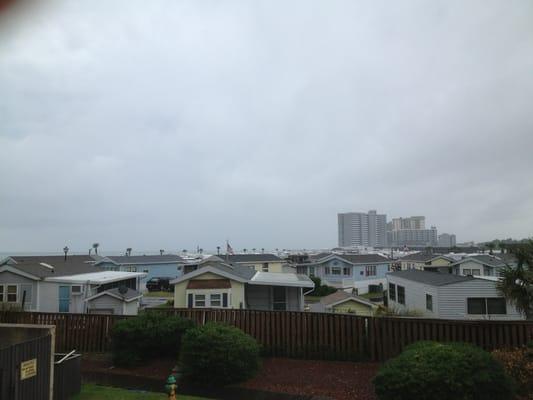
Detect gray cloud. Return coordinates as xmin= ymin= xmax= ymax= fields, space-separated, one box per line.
xmin=1 ymin=0 xmax=533 ymax=253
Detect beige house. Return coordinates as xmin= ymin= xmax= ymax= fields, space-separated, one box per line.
xmin=171 ymin=263 xmax=314 ymax=311
xmin=400 ymin=253 xmax=454 ymax=272
xmin=310 ymin=290 xmax=379 ymax=316
xmin=216 ymin=253 xmax=286 ymax=273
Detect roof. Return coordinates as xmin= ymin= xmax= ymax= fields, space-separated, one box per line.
xmin=187 ymin=279 xmax=231 ymax=289
xmin=399 ymin=252 xmax=437 ymax=262
xmin=308 ymin=253 xmax=391 ymax=265
xmin=388 ymin=270 xmax=473 ymax=286
xmin=319 ymin=290 xmax=376 ymax=308
xmin=249 ymin=272 xmax=314 ymax=288
xmin=460 ymin=255 xmax=507 ymax=268
xmin=46 ymin=270 xmax=146 ymax=284
xmin=170 ymin=263 xmax=256 ymax=285
xmin=1 ymin=255 xmax=101 ymax=278
xmin=95 ymin=254 xmax=185 ymax=265
xmin=85 ymin=287 xmax=142 ymax=303
xmin=220 ymin=254 xmax=283 ymax=263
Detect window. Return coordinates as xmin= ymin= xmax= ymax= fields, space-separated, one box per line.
xmin=262 ymin=263 xmax=269 ymax=272
xmin=0 ymin=286 xmax=3 ymax=302
xmin=143 ymin=269 xmax=149 ymax=273
xmin=365 ymin=265 xmax=376 ymax=276
xmin=426 ymin=294 xmax=433 ymax=311
xmin=343 ymin=267 xmax=350 ymax=276
xmin=325 ymin=267 xmax=331 ymax=275
xmin=309 ymin=266 xmax=315 ymax=276
xmin=272 ymin=287 xmax=287 ymax=311
xmin=71 ymin=285 xmax=82 ymax=294
xmin=210 ymin=294 xmax=221 ymax=307
xmin=467 ymin=298 xmax=506 ymax=315
xmin=483 ymin=266 xmax=492 ymax=276
xmin=7 ymin=285 xmax=17 ymax=302
xmin=471 ymin=269 xmax=480 ymax=276
xmin=389 ymin=283 xmax=396 ymax=301
xmin=194 ymin=294 xmax=205 ymax=307
xmin=332 ymin=267 xmax=341 ymax=275
xmin=397 ymin=286 xmax=405 ymax=305
xmin=463 ymin=269 xmax=471 ymax=276
xmin=487 ymin=298 xmax=506 ymax=314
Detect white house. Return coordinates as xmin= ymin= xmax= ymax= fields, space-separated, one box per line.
xmin=450 ymin=254 xmax=508 ymax=277
xmin=386 ymin=270 xmax=524 ymax=320
xmin=0 ymin=255 xmax=145 ymax=315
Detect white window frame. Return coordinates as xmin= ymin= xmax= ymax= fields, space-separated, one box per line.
xmin=186 ymin=289 xmax=232 ymax=308
xmin=365 ymin=265 xmax=377 ymax=276
xmin=426 ymin=294 xmax=433 ymax=311
xmin=262 ymin=263 xmax=269 ymax=272
xmin=331 ymin=267 xmax=341 ymax=275
xmin=6 ymin=284 xmax=18 ymax=303
xmin=194 ymin=294 xmax=206 ymax=307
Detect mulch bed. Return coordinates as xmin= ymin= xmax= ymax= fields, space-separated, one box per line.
xmin=81 ymin=354 xmax=380 ymax=400
xmin=242 ymin=358 xmax=379 ymax=400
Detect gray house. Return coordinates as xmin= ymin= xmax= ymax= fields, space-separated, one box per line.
xmin=0 ymin=255 xmax=145 ymax=315
xmin=450 ymin=255 xmax=508 ymax=277
xmin=386 ymin=270 xmax=524 ymax=320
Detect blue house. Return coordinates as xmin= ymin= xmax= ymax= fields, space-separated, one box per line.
xmin=93 ymin=255 xmax=185 ymax=290
xmin=295 ymin=253 xmax=392 ymax=295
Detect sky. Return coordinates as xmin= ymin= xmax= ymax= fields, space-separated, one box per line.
xmin=1 ymin=0 xmax=533 ymax=254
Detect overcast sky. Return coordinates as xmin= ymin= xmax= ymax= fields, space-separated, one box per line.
xmin=1 ymin=0 xmax=532 ymax=253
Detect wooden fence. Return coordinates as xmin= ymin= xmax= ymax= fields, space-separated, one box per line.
xmin=1 ymin=310 xmax=532 ymax=362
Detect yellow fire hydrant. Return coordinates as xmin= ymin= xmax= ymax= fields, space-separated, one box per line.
xmin=165 ymin=375 xmax=177 ymax=400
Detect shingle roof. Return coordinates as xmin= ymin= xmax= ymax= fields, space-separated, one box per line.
xmin=319 ymin=290 xmax=375 ymax=307
xmin=104 ymin=287 xmax=142 ymax=301
xmin=468 ymin=255 xmax=507 ymax=268
xmin=388 ymin=270 xmax=472 ymax=286
xmin=221 ymin=254 xmax=283 ymax=263
xmin=5 ymin=255 xmax=101 ymax=278
xmin=211 ymin=263 xmax=257 ymax=280
xmin=399 ymin=252 xmax=436 ymax=262
xmin=100 ymin=255 xmax=185 ymax=264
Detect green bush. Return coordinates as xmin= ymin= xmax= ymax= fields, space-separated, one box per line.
xmin=111 ymin=312 xmax=194 ymax=367
xmin=373 ymin=341 xmax=514 ymax=400
xmin=180 ymin=322 xmax=260 ymax=387
xmin=308 ymin=276 xmax=337 ymax=297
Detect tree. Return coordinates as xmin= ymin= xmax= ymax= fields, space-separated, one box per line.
xmin=160 ymin=249 xmax=164 ymax=256
xmin=216 ymin=246 xmax=220 ymax=255
xmin=63 ymin=246 xmax=69 ymax=261
xmin=252 ymin=248 xmax=256 ymax=253
xmin=261 ymin=248 xmax=265 ymax=254
xmin=497 ymin=239 xmax=533 ymax=320
xmin=243 ymin=248 xmax=247 ymax=254
xmin=126 ymin=248 xmax=132 ymax=256
xmin=92 ymin=243 xmax=99 ymax=255
xmin=487 ymin=242 xmax=496 ymax=255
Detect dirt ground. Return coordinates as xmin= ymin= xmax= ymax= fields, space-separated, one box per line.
xmin=82 ymin=354 xmax=380 ymax=400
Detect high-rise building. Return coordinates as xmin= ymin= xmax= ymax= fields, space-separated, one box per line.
xmin=438 ymin=233 xmax=457 ymax=248
xmin=338 ymin=210 xmax=387 ymax=248
xmin=388 ymin=216 xmax=425 ymax=231
xmin=387 ymin=226 xmax=438 ymax=247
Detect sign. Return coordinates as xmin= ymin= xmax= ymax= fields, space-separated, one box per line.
xmin=20 ymin=359 xmax=37 ymax=380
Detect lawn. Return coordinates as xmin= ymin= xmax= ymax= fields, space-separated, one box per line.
xmin=73 ymin=384 xmax=210 ymax=400
xmin=143 ymin=291 xmax=173 ymax=298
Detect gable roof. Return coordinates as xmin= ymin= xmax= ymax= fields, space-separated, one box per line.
xmin=1 ymin=255 xmax=101 ymax=278
xmin=220 ymin=254 xmax=283 ymax=263
xmin=319 ymin=290 xmax=376 ymax=308
xmin=451 ymin=255 xmax=507 ymax=268
xmin=307 ymin=253 xmax=390 ymax=265
xmin=187 ymin=279 xmax=232 ymax=289
xmin=170 ymin=263 xmax=256 ymax=285
xmin=95 ymin=254 xmax=185 ymax=266
xmin=85 ymin=287 xmax=142 ymax=303
xmin=388 ymin=270 xmax=473 ymax=286
xmin=249 ymin=272 xmax=314 ymax=288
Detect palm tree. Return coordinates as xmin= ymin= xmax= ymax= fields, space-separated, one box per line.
xmin=92 ymin=243 xmax=99 ymax=255
xmin=497 ymin=240 xmax=533 ymax=320
xmin=500 ymin=243 xmax=507 ymax=254
xmin=216 ymin=246 xmax=221 ymax=255
xmin=63 ymin=246 xmax=69 ymax=261
xmin=160 ymin=249 xmax=164 ymax=256
xmin=261 ymin=248 xmax=265 ymax=254
xmin=252 ymin=248 xmax=256 ymax=253
xmin=243 ymin=248 xmax=247 ymax=254
xmin=182 ymin=249 xmax=187 ymax=256
xmin=126 ymin=248 xmax=132 ymax=256
xmin=487 ymin=242 xmax=496 ymax=255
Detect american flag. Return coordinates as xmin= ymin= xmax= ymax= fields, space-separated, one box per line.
xmin=226 ymin=241 xmax=235 ymax=255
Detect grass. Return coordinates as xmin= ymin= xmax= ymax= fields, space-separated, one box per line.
xmin=143 ymin=291 xmax=174 ymax=298
xmin=304 ymin=295 xmax=323 ymax=303
xmin=73 ymin=384 xmax=211 ymax=400
xmin=359 ymin=291 xmax=383 ymax=299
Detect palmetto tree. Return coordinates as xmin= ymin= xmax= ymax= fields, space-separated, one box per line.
xmin=92 ymin=243 xmax=99 ymax=255
xmin=487 ymin=242 xmax=496 ymax=255
xmin=126 ymin=248 xmax=132 ymax=256
xmin=216 ymin=246 xmax=221 ymax=255
xmin=497 ymin=240 xmax=533 ymax=320
xmin=160 ymin=249 xmax=164 ymax=256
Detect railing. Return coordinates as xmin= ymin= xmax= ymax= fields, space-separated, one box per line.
xmin=1 ymin=310 xmax=532 ymax=362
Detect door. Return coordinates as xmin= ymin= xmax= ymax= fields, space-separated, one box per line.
xmin=272 ymin=287 xmax=287 ymax=311
xmin=58 ymin=286 xmax=70 ymax=313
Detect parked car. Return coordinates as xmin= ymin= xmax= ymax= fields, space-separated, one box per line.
xmin=145 ymin=277 xmax=174 ymax=292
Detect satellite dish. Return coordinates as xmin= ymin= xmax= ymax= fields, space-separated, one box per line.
xmin=118 ymin=285 xmax=128 ymax=295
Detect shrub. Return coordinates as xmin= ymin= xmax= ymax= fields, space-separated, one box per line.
xmin=493 ymin=347 xmax=533 ymax=398
xmin=111 ymin=312 xmax=194 ymax=367
xmin=373 ymin=341 xmax=514 ymax=400
xmin=308 ymin=276 xmax=337 ymax=297
xmin=180 ymin=322 xmax=260 ymax=387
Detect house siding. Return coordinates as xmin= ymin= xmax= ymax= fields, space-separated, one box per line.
xmin=98 ymin=261 xmax=184 ymax=289
xmin=87 ymin=295 xmax=123 ymax=315
xmin=387 ymin=275 xmax=439 ymax=317
xmin=438 ymin=280 xmax=523 ymax=320
xmin=330 ymin=300 xmax=375 ymax=316
xmin=0 ymin=271 xmax=37 ymax=310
